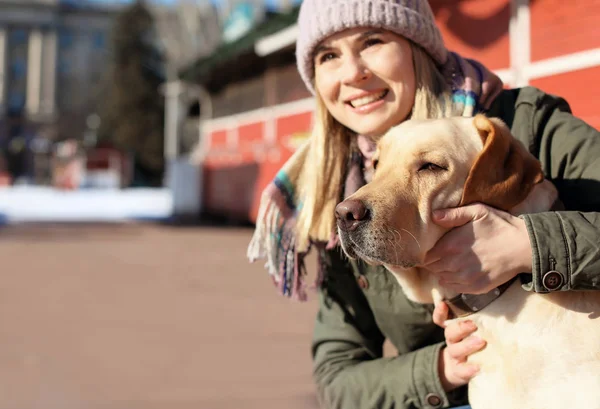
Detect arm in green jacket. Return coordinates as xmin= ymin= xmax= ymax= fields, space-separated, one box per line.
xmin=312 ymin=249 xmax=458 ymax=409
xmin=502 ymin=87 xmax=600 ymax=292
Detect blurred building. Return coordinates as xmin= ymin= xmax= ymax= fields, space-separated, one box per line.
xmin=174 ymin=0 xmax=600 ymax=223
xmin=0 ymin=0 xmax=124 ymax=184
xmin=155 ymin=0 xmax=222 ymax=175
xmin=154 ymin=0 xmax=221 ymax=78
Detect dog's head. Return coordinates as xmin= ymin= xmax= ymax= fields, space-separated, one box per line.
xmin=335 ymin=115 xmax=544 ymax=268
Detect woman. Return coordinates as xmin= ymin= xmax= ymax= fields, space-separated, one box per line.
xmin=247 ymin=0 xmax=600 ymax=408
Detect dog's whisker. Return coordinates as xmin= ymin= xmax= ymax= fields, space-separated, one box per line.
xmin=383 ymin=225 xmax=401 ymax=243
xmin=390 ymin=226 xmax=399 ymax=239
xmin=394 ymin=242 xmax=401 ymax=266
xmin=391 ymin=228 xmax=402 ymax=243
xmin=381 ymin=226 xmax=403 ymax=266
xmin=385 ymin=235 xmax=398 ymax=267
xmin=382 ymin=226 xmax=401 ymax=266
xmin=348 ymin=234 xmax=362 ymax=255
xmin=401 ymin=228 xmax=421 ymax=249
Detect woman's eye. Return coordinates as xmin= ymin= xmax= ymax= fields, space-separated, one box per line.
xmin=317 ymin=52 xmax=336 ymax=64
xmin=418 ymin=162 xmax=445 ymax=172
xmin=364 ymin=38 xmax=383 ymax=48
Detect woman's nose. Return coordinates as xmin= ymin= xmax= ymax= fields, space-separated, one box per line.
xmin=340 ymin=56 xmax=371 ymax=85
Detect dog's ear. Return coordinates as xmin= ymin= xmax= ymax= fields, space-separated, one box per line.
xmin=459 ymin=115 xmax=544 ymax=211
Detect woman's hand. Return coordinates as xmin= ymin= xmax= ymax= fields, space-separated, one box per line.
xmin=424 ymin=203 xmax=533 ymax=294
xmin=434 ymin=302 xmax=485 ymax=391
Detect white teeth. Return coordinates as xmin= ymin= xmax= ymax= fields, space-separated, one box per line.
xmin=349 ymin=90 xmax=387 ymax=108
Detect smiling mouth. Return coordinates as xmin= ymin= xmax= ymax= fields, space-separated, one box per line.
xmin=348 ymin=90 xmax=389 ymax=108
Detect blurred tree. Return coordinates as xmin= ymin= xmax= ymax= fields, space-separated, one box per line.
xmin=98 ymin=0 xmax=166 ymax=187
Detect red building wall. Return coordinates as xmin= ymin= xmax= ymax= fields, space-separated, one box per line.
xmin=529 ymin=0 xmax=600 ymax=130
xmin=530 ymin=0 xmax=600 ymax=62
xmin=432 ymin=0 xmax=510 ymax=70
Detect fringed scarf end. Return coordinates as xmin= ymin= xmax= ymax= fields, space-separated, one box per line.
xmin=247 ymin=182 xmax=312 ymax=301
xmin=247 ymin=186 xmax=282 ymax=279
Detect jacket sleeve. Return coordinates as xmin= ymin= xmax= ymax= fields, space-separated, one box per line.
xmin=514 ymin=88 xmax=600 ymax=292
xmin=312 ymin=248 xmax=461 ymax=409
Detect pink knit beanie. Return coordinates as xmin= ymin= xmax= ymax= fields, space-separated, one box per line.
xmin=296 ymin=0 xmax=448 ymax=94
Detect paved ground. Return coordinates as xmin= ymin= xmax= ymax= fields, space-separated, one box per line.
xmin=0 ymin=223 xmax=320 ymax=409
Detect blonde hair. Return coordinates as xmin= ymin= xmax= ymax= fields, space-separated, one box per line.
xmin=294 ymin=43 xmax=457 ymax=251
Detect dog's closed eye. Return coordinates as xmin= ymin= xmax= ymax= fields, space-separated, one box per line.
xmin=418 ymin=162 xmax=446 ymax=172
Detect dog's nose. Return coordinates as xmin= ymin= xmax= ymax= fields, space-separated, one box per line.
xmin=335 ymin=199 xmax=370 ymax=231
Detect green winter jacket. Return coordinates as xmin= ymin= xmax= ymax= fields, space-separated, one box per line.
xmin=312 ymin=87 xmax=600 ymax=409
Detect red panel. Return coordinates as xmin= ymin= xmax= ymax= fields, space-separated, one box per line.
xmin=275 ymin=112 xmax=313 ymax=155
xmin=244 ymin=111 xmax=314 ymax=222
xmin=530 ymin=0 xmax=600 ymax=62
xmin=276 ymin=112 xmax=312 ymax=136
xmin=210 ymin=130 xmax=228 ymax=147
xmin=238 ymin=122 xmax=264 ymax=148
xmin=431 ymin=0 xmax=510 ymax=70
xmin=530 ymin=66 xmax=600 ymax=130
xmin=201 ymin=112 xmax=315 ymax=222
xmin=238 ymin=122 xmax=265 ymax=163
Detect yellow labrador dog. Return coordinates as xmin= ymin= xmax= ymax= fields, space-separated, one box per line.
xmin=335 ymin=115 xmax=600 ymax=409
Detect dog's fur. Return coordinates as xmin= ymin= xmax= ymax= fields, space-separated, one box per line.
xmin=336 ymin=115 xmax=600 ymax=409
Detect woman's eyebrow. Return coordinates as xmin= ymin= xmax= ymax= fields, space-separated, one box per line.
xmin=313 ymin=44 xmax=333 ymax=58
xmin=356 ymin=29 xmax=385 ymax=41
xmin=313 ymin=29 xmax=385 ymax=58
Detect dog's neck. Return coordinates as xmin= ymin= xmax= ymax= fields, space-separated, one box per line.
xmin=386 ymin=266 xmax=454 ymax=306
xmin=388 ymin=266 xmax=519 ymax=319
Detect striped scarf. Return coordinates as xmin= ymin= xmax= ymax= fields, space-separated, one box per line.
xmin=247 ymin=52 xmax=504 ymax=300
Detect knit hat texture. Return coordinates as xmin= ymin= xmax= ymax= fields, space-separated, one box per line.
xmin=296 ymin=0 xmax=448 ymax=94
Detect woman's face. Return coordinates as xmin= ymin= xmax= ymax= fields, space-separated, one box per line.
xmin=314 ymin=28 xmax=416 ymax=138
